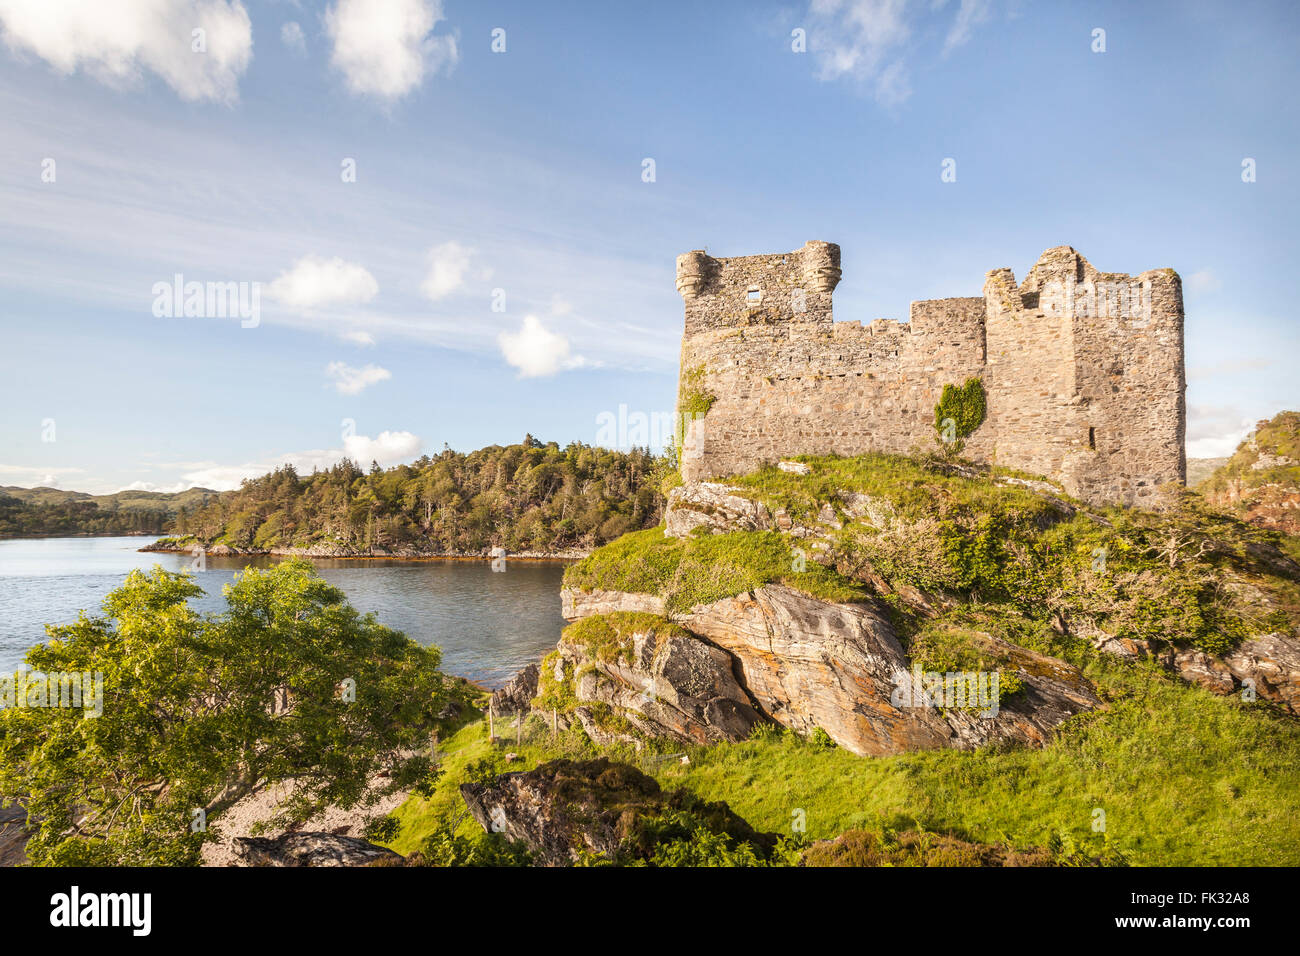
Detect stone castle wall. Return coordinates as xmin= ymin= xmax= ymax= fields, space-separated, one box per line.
xmin=675 ymin=240 xmax=1186 ymax=507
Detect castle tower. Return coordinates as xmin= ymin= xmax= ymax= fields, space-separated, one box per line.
xmin=983 ymin=247 xmax=1186 ymax=504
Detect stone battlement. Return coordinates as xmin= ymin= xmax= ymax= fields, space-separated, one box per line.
xmin=675 ymin=241 xmax=1186 ymax=507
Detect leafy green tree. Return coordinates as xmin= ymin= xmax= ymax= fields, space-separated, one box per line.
xmin=0 ymin=560 xmax=449 ymax=866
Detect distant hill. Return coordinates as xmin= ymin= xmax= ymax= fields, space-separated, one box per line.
xmin=0 ymin=485 xmax=220 ymax=538
xmin=1186 ymin=457 xmax=1229 ymax=487
xmin=1198 ymin=411 xmax=1300 ymax=535
xmin=0 ymin=485 xmax=218 ymax=511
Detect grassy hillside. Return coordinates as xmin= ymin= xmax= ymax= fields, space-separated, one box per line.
xmin=1199 ymin=411 xmax=1300 ymax=495
xmin=1198 ymin=411 xmax=1300 ymax=536
xmin=388 ymin=655 xmax=1300 ymax=865
xmin=388 ymin=451 xmax=1300 ymax=866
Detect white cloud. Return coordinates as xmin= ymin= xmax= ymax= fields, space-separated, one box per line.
xmin=341 ymin=330 xmax=376 ymax=346
xmin=420 ymin=240 xmax=474 ymax=300
xmin=280 ymin=20 xmax=306 ymax=55
xmin=1186 ymin=404 xmax=1254 ymax=458
xmin=344 ymin=429 xmax=421 ymax=464
xmin=497 ymin=314 xmax=586 ymax=378
xmin=166 ymin=431 xmax=423 ymax=491
xmin=117 ymin=479 xmax=192 ymax=493
xmin=326 ymin=360 xmax=391 ymax=395
xmin=325 ymin=0 xmax=457 ymax=101
xmin=267 ymin=255 xmax=379 ymax=309
xmin=0 ymin=0 xmax=253 ymax=104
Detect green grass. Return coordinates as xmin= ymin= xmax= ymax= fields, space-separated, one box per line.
xmin=646 ymin=658 xmax=1300 ymax=866
xmin=389 ymin=651 xmax=1300 ymax=866
xmin=563 ymin=526 xmax=869 ymax=613
xmin=728 ymin=452 xmax=1060 ymax=525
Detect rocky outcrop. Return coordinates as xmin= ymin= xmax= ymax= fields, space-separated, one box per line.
xmin=1223 ymin=632 xmax=1300 ymax=713
xmin=1088 ymin=626 xmax=1300 ymax=715
xmin=559 ymin=582 xmax=1099 ymax=756
xmin=678 ymin=584 xmax=1099 ymax=756
xmin=553 ymin=619 xmax=763 ymax=745
xmin=664 ymin=482 xmax=774 ymax=538
xmin=490 ymin=663 xmax=539 ymax=716
xmin=0 ymin=805 xmax=31 ymax=867
xmin=459 ymin=757 xmax=773 ymax=866
xmin=231 ymin=832 xmax=403 ymax=867
xmin=561 ymin=587 xmax=664 ymax=619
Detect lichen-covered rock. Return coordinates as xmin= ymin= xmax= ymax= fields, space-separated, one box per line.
xmin=679 ymin=585 xmax=1099 ymax=756
xmin=664 ymin=481 xmax=774 ymax=538
xmin=459 ymin=757 xmax=773 ymax=866
xmin=561 ymin=587 xmax=664 ymax=620
xmin=0 ymin=805 xmax=31 ymax=867
xmin=1223 ymin=632 xmax=1300 ymax=713
xmin=552 ymin=615 xmax=763 ymax=745
xmin=230 ymin=832 xmax=403 ymax=867
xmin=491 ymin=663 xmax=539 ymax=717
xmin=1087 ymin=621 xmax=1300 ymax=715
xmin=1174 ymin=648 xmax=1236 ymax=695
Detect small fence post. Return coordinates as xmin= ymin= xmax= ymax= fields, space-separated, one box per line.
xmin=488 ymin=697 xmax=495 ymax=742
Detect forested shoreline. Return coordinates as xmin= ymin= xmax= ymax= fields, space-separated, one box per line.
xmin=152 ymin=437 xmax=669 ymax=557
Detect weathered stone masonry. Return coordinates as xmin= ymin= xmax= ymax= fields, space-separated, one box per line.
xmin=675 ymin=240 xmax=1186 ymax=507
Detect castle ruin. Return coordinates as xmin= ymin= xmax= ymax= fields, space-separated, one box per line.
xmin=675 ymin=241 xmax=1186 ymax=507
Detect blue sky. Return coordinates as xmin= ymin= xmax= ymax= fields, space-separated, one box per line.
xmin=0 ymin=0 xmax=1296 ymax=494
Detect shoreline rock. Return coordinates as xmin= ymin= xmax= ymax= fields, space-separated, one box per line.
xmin=139 ymin=540 xmax=587 ymax=561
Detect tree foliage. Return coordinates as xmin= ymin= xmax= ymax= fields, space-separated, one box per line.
xmin=0 ymin=560 xmax=450 ymax=865
xmin=172 ymin=440 xmax=667 ymax=555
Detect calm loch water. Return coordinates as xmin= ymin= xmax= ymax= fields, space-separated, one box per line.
xmin=0 ymin=536 xmax=568 ymax=686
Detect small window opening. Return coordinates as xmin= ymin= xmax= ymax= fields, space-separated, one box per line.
xmin=1088 ymin=427 xmax=1096 ymax=450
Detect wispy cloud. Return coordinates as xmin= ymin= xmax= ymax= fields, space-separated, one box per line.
xmin=942 ymin=0 xmax=992 ymax=55
xmin=1185 ymin=269 xmax=1223 ymax=295
xmin=805 ymin=0 xmax=996 ymax=105
xmin=0 ymin=463 xmax=85 ymax=488
xmin=281 ymin=21 xmax=307 ymax=56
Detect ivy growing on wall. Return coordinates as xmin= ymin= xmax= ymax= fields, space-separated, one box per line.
xmin=675 ymin=364 xmax=717 ymax=470
xmin=933 ymin=377 xmax=987 ymax=454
